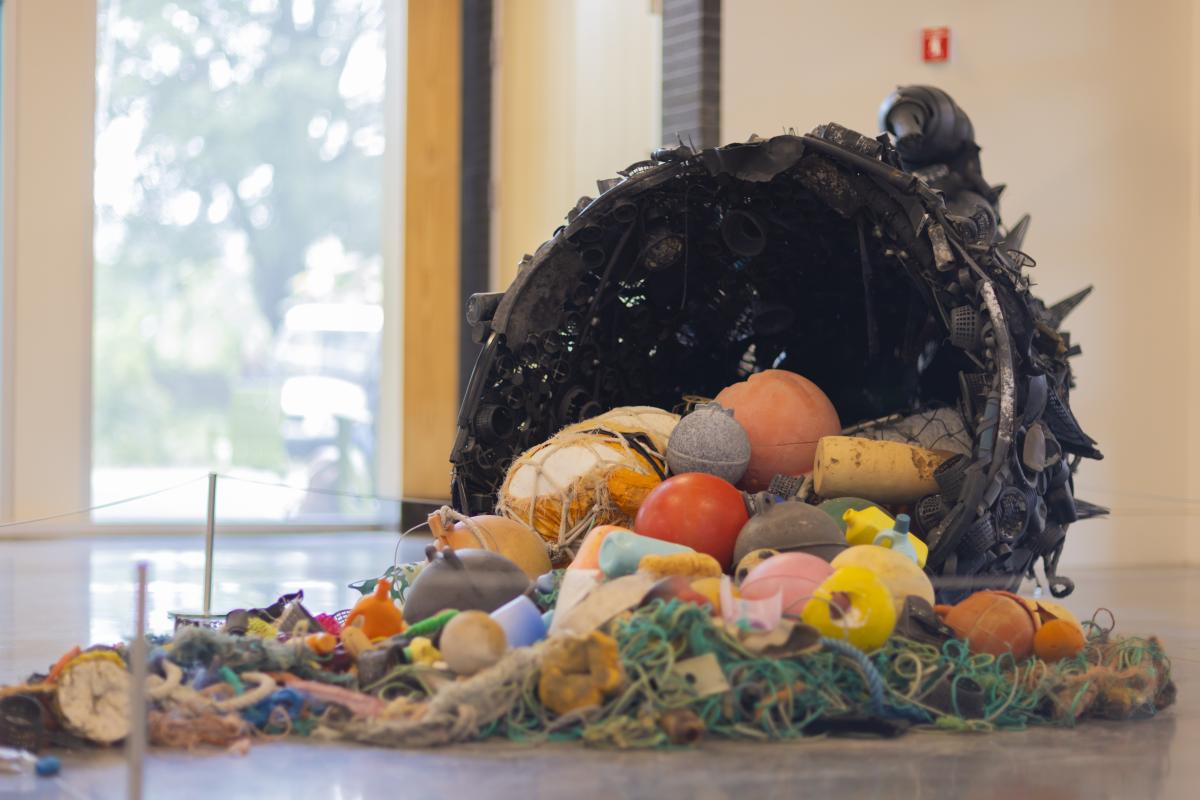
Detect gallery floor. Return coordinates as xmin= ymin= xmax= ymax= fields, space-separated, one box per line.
xmin=0 ymin=533 xmax=1195 ymax=799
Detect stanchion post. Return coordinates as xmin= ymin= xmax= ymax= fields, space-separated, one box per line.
xmin=127 ymin=561 xmax=149 ymax=800
xmin=202 ymin=472 xmax=218 ymax=617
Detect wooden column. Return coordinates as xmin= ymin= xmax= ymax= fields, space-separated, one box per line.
xmin=403 ymin=0 xmax=462 ymax=500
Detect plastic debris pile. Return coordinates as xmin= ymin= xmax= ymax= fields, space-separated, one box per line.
xmin=0 ymin=400 xmax=1176 ymax=755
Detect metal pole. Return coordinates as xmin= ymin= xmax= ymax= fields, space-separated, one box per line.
xmin=127 ymin=561 xmax=149 ymax=800
xmin=202 ymin=472 xmax=217 ymax=617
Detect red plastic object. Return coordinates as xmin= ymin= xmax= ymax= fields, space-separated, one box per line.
xmin=634 ymin=473 xmax=749 ymax=570
xmin=923 ymin=27 xmax=950 ymax=63
xmin=714 ymin=369 xmax=840 ymax=491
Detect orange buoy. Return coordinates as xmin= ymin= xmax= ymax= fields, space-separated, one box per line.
xmin=345 ymin=578 xmax=406 ymax=640
xmin=713 ymin=369 xmax=840 ymax=491
xmin=940 ymin=591 xmax=1038 ymax=659
xmin=429 ymin=511 xmax=552 ymax=580
xmin=1034 ymin=618 xmax=1086 ymax=662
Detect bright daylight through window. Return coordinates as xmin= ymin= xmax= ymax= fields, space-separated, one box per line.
xmin=93 ymin=0 xmax=388 ymax=522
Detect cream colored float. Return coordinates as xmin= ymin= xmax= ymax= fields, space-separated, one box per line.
xmin=812 ymin=436 xmax=950 ymax=505
xmin=427 ymin=509 xmax=552 ymax=580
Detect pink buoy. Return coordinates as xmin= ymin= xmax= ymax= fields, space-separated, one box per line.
xmin=738 ymin=552 xmax=835 ymax=617
xmin=714 ymin=370 xmax=840 ymax=491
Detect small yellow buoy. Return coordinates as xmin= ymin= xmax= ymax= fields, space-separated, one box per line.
xmin=830 ymin=545 xmax=935 ymax=616
xmin=801 ymin=566 xmax=897 ymax=651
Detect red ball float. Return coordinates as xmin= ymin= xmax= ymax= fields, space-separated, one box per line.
xmin=634 ymin=473 xmax=749 ymax=570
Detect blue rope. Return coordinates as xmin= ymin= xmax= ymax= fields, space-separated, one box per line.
xmin=820 ymin=637 xmax=929 ymax=723
xmin=820 ymin=637 xmax=885 ymax=717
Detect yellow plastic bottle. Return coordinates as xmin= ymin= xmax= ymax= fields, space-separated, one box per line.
xmin=842 ymin=507 xmax=929 ymax=567
xmin=843 ymin=506 xmax=896 ymax=546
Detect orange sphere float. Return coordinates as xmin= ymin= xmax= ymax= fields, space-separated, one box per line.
xmin=1034 ymin=619 xmax=1086 ymax=662
xmin=428 ymin=512 xmax=552 ymax=580
xmin=634 ymin=473 xmax=748 ymax=570
xmin=938 ymin=591 xmax=1039 ymax=659
xmin=714 ymin=369 xmax=840 ymax=491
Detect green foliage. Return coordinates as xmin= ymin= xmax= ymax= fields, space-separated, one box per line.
xmin=93 ymin=0 xmax=385 ymax=471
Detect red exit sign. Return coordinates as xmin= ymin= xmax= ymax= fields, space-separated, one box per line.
xmin=923 ymin=27 xmax=950 ymax=62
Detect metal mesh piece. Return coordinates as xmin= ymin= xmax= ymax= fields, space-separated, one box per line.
xmin=958 ymin=515 xmax=997 ymax=557
xmin=914 ymin=494 xmax=947 ymax=534
xmin=949 ymin=305 xmax=980 ymax=350
xmin=767 ymin=473 xmax=805 ymax=498
xmin=849 ymin=407 xmax=973 ymax=456
xmin=934 ymin=454 xmax=970 ymax=499
xmin=1024 ymin=522 xmax=1065 ymax=557
xmin=950 ymin=303 xmax=979 ymax=350
xmin=961 ymin=372 xmax=992 ymax=398
xmin=994 ymin=487 xmax=1031 ymax=541
xmin=0 ymin=694 xmax=47 ymax=751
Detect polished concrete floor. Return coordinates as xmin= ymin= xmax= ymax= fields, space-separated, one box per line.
xmin=0 ymin=534 xmax=1195 ymax=799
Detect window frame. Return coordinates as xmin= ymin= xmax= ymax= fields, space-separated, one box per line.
xmin=0 ymin=0 xmax=410 ymax=533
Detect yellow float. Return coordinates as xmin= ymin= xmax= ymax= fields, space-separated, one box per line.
xmin=801 ymin=566 xmax=897 ymax=651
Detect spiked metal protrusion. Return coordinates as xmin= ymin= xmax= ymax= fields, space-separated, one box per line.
xmin=1046 ymin=285 xmax=1094 ymax=328
xmin=1073 ymin=498 xmax=1110 ymax=521
xmin=998 ymin=213 xmax=1031 ymax=252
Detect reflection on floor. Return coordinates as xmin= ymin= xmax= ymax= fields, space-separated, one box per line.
xmin=0 ymin=534 xmax=1195 ymax=799
xmin=0 ymin=532 xmax=430 ymax=679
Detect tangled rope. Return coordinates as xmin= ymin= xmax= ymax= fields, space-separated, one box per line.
xmin=26 ymin=599 xmax=1167 ymax=753
xmin=348 ymin=599 xmax=1173 ymax=749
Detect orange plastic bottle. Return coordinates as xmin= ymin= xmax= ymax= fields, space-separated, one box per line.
xmin=345 ymin=579 xmax=406 ymax=640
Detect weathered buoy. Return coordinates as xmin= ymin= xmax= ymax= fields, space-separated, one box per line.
xmin=403 ymin=547 xmax=531 ymax=624
xmin=497 ymin=408 xmax=677 ymax=548
xmin=733 ymin=501 xmax=846 ymax=566
xmin=812 ymin=436 xmax=948 ymax=505
xmin=666 ymin=403 xmax=752 ymax=484
xmin=428 ymin=511 xmax=552 ymax=580
xmin=938 ymin=591 xmax=1039 ymax=659
xmin=734 ymin=548 xmax=779 ymax=584
xmin=714 ymin=370 xmax=841 ymax=491
xmin=634 ymin=473 xmax=748 ymax=570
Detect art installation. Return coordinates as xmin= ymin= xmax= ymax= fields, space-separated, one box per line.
xmin=0 ymin=88 xmax=1174 ymax=770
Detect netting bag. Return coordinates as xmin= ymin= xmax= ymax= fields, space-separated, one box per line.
xmin=495 ymin=407 xmax=678 ymax=559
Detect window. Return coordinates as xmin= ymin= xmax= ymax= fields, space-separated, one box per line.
xmin=93 ymin=0 xmax=392 ymax=522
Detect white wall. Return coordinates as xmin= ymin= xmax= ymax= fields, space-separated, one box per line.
xmin=722 ymin=0 xmax=1198 ymax=567
xmin=494 ymin=0 xmax=662 ymax=290
xmin=1 ymin=3 xmax=96 ymax=520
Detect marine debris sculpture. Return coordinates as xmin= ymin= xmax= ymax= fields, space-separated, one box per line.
xmin=0 ymin=89 xmax=1174 ymax=769
xmin=451 ymin=84 xmax=1102 ymax=600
